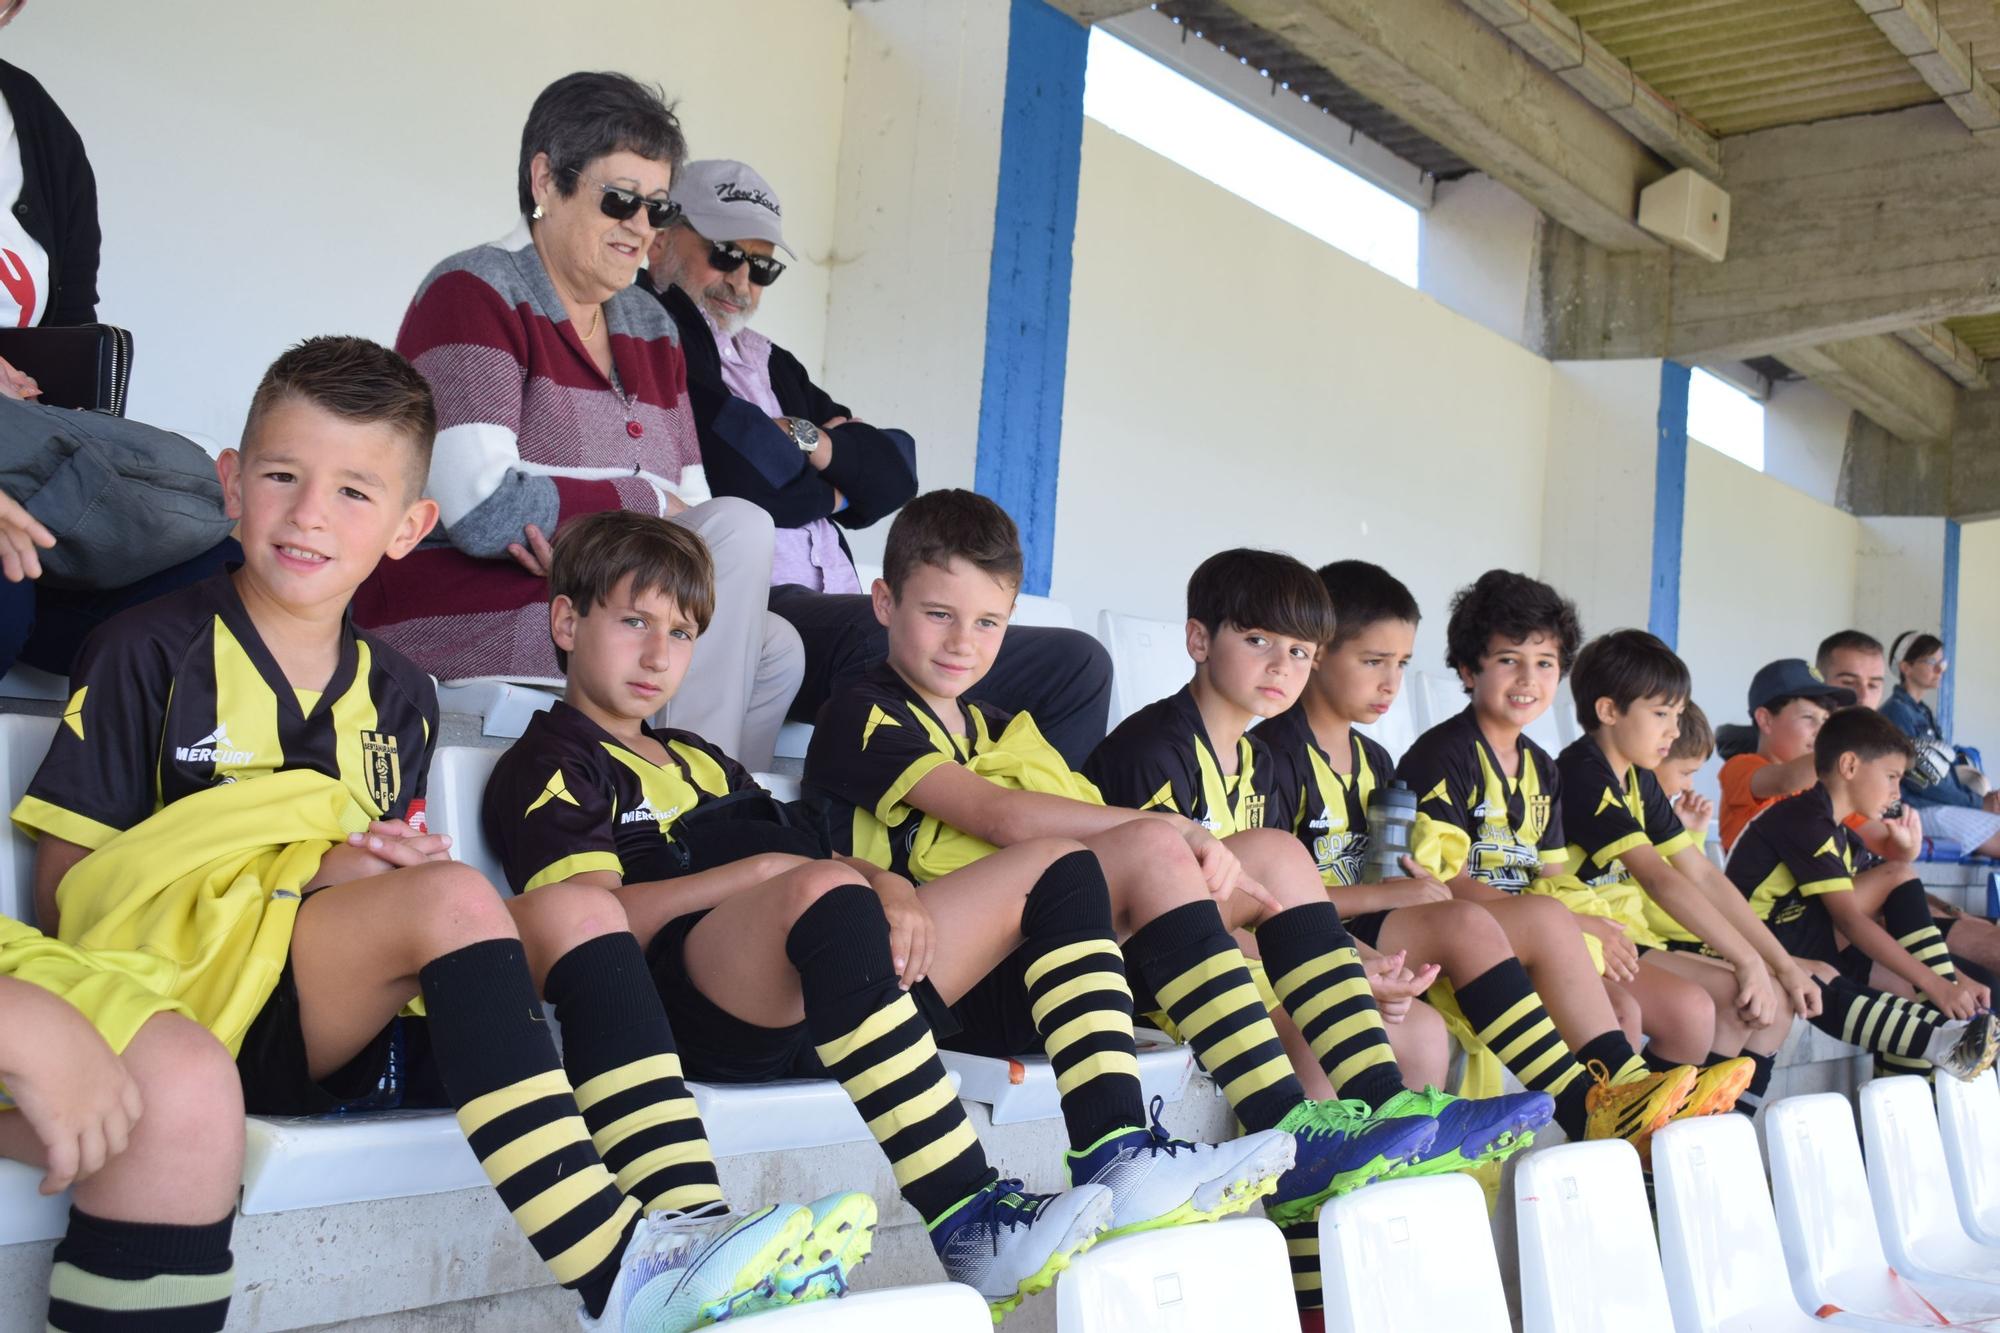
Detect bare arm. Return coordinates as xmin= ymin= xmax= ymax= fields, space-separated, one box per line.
xmin=1445 ymin=871 xmax=1509 ymax=904
xmin=31 ymin=836 xmax=90 ymax=933
xmin=1748 ymin=753 xmax=1817 ymax=800
xmin=1821 ymin=889 xmax=1968 ymax=1010
xmin=1622 ymin=843 xmax=1761 ymax=971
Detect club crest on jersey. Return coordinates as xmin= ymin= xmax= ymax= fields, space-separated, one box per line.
xmin=1524 ymin=793 xmax=1552 ymax=840
xmin=1239 ymin=793 xmax=1267 ymax=830
xmin=360 ymin=731 xmax=401 ymax=810
xmin=176 ymin=723 xmax=254 ymax=766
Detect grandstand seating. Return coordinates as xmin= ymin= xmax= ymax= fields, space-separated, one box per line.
xmin=1936 ymin=1068 xmax=2000 ymax=1248
xmin=1860 ymin=1076 xmax=2000 ymax=1296
xmin=1317 ymin=1173 xmax=1511 ymax=1332
xmin=1054 ymin=1218 xmax=1296 ymax=1331
xmin=752 ymin=1284 xmax=991 ymax=1328
xmin=1514 ymin=1140 xmax=1674 ymax=1333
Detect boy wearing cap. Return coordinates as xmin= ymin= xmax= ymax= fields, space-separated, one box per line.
xmin=648 ymin=160 xmax=1115 ymax=769
xmin=1716 ymin=660 xmax=1880 ymax=853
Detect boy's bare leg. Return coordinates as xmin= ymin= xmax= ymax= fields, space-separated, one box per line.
xmin=1482 ymin=895 xmax=1632 ymax=1045
xmin=1602 ymin=979 xmax=1644 ymax=1048
xmin=1269 ymin=1006 xmax=1337 ymax=1101
xmin=1386 ymin=1001 xmax=1450 ymax=1090
xmin=1643 ymin=950 xmax=1752 ymax=1057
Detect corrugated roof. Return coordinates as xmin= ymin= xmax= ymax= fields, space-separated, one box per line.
xmin=1547 ymin=0 xmax=1988 ymax=135
xmin=1154 ymin=0 xmax=1479 ymax=179
xmin=1947 ymin=313 xmax=2000 ymax=361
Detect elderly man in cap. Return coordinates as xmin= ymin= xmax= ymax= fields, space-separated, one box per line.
xmin=645 ymin=160 xmax=1114 ymax=764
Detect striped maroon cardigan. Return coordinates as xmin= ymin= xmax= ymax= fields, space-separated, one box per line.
xmin=354 ymin=224 xmax=706 ymax=682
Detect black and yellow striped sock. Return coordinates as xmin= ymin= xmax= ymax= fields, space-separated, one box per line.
xmin=1732 ymin=1050 xmax=1777 ymax=1118
xmin=1883 ymin=879 xmax=1958 ymax=980
xmin=1455 ymin=958 xmax=1596 ymax=1127
xmin=1124 ymin=900 xmax=1304 ymax=1133
xmin=1279 ymin=1217 xmax=1322 ymax=1315
xmin=789 ymin=883 xmax=996 ymax=1224
xmin=1018 ymin=850 xmax=1146 ymax=1150
xmin=1813 ymin=974 xmax=1943 ymax=1059
xmin=1547 ymin=1030 xmax=1651 ymax=1139
xmin=1256 ymin=903 xmax=1405 ymax=1109
xmin=421 ymin=939 xmax=640 ymax=1316
xmin=546 ymin=932 xmax=723 ymax=1217
xmin=45 ymin=1209 xmax=233 ymax=1332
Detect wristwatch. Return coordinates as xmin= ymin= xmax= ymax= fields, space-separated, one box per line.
xmin=783 ymin=417 xmax=821 ymax=452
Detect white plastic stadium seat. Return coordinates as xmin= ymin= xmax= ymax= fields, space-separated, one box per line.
xmin=943 ymin=1030 xmax=1192 ymax=1125
xmin=1515 ymin=1140 xmax=1675 ymax=1333
xmin=1097 ymin=610 xmax=1190 ymax=727
xmin=757 ymin=770 xmax=802 ymax=803
xmin=1937 ymin=1068 xmax=2000 ymax=1247
xmin=0 ymin=661 xmax=67 ymax=702
xmin=1318 ymin=1173 xmax=1510 ymax=1333
xmin=434 ymin=675 xmax=559 ymax=740
xmin=424 ymin=744 xmax=507 ymax=887
xmin=0 ymin=711 xmax=56 ymax=925
xmin=1414 ymin=670 xmax=1465 ymax=732
xmin=1652 ymin=1115 xmax=1824 ymax=1332
xmin=748 ymin=1284 xmax=990 ymax=1329
xmin=1353 ymin=686 xmax=1418 ymax=764
xmin=1551 ymin=678 xmax=1581 ymax=747
xmin=774 ymin=720 xmax=814 ymax=762
xmin=1011 ymin=592 xmax=1075 ymax=629
xmin=1766 ymin=1091 xmax=2000 ymax=1325
xmin=1861 ymin=1077 xmax=2000 ymax=1297
xmin=1056 ymin=1217 xmax=1296 ymax=1331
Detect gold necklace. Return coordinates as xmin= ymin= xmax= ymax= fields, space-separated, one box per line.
xmin=580 ymin=304 xmax=602 ymax=340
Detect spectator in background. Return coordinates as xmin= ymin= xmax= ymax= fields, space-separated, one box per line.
xmin=353 ymin=74 xmax=802 ymax=769
xmin=648 ymin=160 xmax=1114 ymax=765
xmin=1818 ymin=629 xmax=1889 ymax=710
xmin=1882 ymin=631 xmax=2000 ymax=857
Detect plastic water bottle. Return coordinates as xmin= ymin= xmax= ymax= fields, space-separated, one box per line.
xmin=1363 ymin=782 xmax=1418 ymax=883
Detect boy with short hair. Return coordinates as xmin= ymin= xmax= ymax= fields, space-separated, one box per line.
xmin=1818 ymin=629 xmax=1890 ymax=710
xmin=483 ymin=511 xmax=1293 ymax=1319
xmin=803 ymin=493 xmax=1456 ymax=1236
xmin=0 ymin=927 xmax=242 ymax=1332
xmin=12 ymin=337 xmax=839 ymax=1333
xmin=1396 ymin=571 xmax=1752 ymax=1122
xmin=1656 ymin=699 xmax=1715 ymax=841
xmin=1716 ymin=660 xmax=1862 ymax=852
xmin=1725 ymin=707 xmax=2000 ymax=1078
xmin=1260 ymin=561 xmax=1715 ymax=1153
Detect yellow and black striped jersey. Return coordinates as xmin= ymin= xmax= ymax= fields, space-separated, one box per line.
xmin=1556 ymin=737 xmax=1699 ymax=946
xmin=1252 ymin=704 xmax=1395 ymax=887
xmin=1724 ymin=784 xmax=1858 ymax=928
xmin=801 ymin=662 xmax=1098 ymax=882
xmin=1397 ymin=706 xmax=1567 ymax=891
xmin=13 ymin=570 xmax=433 ymax=852
xmin=484 ymin=701 xmax=757 ymax=893
xmin=1083 ymin=686 xmax=1268 ymax=837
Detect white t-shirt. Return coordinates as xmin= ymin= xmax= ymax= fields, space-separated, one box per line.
xmin=0 ymin=94 xmax=49 ymax=328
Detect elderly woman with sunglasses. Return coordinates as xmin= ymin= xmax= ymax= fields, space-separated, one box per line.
xmin=354 ymin=72 xmax=802 ymax=768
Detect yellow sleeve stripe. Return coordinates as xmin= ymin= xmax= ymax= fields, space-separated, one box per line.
xmin=875 ymin=752 xmax=952 ymax=826
xmin=11 ymin=795 xmax=123 ymax=852
xmin=1592 ymin=831 xmax=1650 ymax=865
xmin=1654 ymin=830 xmax=1695 ymax=861
xmin=1798 ymin=877 xmax=1854 ymax=897
xmin=523 ymin=851 xmax=624 ymax=893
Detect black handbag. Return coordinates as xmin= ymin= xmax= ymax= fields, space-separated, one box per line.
xmin=0 ymin=323 xmax=133 ymax=415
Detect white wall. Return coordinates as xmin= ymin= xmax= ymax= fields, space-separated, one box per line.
xmin=1541 ymin=360 xmax=1663 ymax=638
xmin=4 ymin=0 xmax=853 ymax=445
xmin=1418 ymin=173 xmax=1539 ymax=347
xmin=1679 ymin=443 xmax=1861 ymax=720
xmin=1854 ymin=516 xmax=1946 ymax=654
xmin=1954 ymin=519 xmax=2000 ymax=749
xmin=1055 ymin=120 xmax=1554 ymax=675
xmin=1762 ymin=378 xmax=1852 ymax=506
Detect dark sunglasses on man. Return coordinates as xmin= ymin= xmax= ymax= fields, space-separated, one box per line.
xmin=705 ymin=238 xmax=786 ymax=287
xmin=565 ymin=169 xmax=682 ymax=230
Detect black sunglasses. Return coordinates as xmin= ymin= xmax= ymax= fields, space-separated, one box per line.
xmin=565 ymin=170 xmax=681 ymax=229
xmin=707 ymin=239 xmax=786 ymax=287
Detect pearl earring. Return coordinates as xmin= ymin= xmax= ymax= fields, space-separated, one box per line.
xmin=532 ymin=204 xmax=544 ymax=221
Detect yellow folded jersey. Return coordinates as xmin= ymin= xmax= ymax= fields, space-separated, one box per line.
xmin=0 ymin=916 xmax=193 ymax=1107
xmin=53 ymin=768 xmax=369 ymax=1055
xmin=901 ymin=711 xmax=1106 ymax=883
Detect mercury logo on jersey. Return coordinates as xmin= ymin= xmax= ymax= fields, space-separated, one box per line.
xmin=619 ymin=797 xmax=682 ymax=826
xmin=175 ymin=723 xmax=254 ymax=765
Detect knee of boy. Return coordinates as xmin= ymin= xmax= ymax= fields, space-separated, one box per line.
xmin=1014 ymin=835 xmax=1093 ymax=875
xmin=129 ymin=1014 xmax=246 ymax=1147
xmin=1231 ymin=828 xmax=1320 ymax=889
xmin=784 ymin=859 xmax=875 ymax=923
xmin=514 ymin=879 xmax=631 ymax=949
xmin=413 ymin=862 xmax=517 ymax=946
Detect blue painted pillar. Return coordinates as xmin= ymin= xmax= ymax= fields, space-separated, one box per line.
xmin=1650 ymin=363 xmax=1691 ymax=648
xmin=974 ymin=0 xmax=1088 ymax=597
xmin=1942 ymin=518 xmax=1961 ymax=735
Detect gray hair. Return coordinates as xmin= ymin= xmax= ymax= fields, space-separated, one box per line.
xmin=516 ymin=72 xmax=686 ymax=218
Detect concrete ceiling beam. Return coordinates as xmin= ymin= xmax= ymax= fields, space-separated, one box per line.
xmin=1854 ymin=0 xmax=2000 ymax=135
xmin=1778 ymin=334 xmax=1961 ymax=444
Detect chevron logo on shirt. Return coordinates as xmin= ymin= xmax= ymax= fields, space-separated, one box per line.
xmin=1421 ymin=779 xmax=1450 ymax=808
xmin=1596 ymin=787 xmax=1622 ymax=817
xmin=862 ymin=705 xmax=902 ymax=750
xmin=62 ymin=686 xmax=85 ymax=740
xmin=527 ymin=769 xmax=579 ymax=816
xmin=1813 ymin=836 xmax=1839 ymax=859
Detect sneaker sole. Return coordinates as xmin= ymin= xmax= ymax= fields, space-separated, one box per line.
xmin=696 ymin=1208 xmax=817 ymax=1326
xmin=1391 ymin=1126 xmax=1540 ymax=1179
xmin=1946 ymin=1017 xmax=2000 ymax=1080
xmin=780 ymin=1195 xmax=879 ymax=1305
xmin=985 ymin=1193 xmax=1116 ymax=1323
xmin=1098 ymin=1147 xmax=1290 ymax=1242
xmin=1675 ymin=1064 xmax=1755 ymax=1120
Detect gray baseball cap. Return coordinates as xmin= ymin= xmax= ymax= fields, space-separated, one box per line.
xmin=669 ymin=160 xmax=793 ymax=258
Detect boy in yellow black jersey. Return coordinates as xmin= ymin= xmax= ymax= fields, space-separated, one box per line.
xmin=1559 ymin=630 xmax=1829 ymax=1117
xmin=807 ymin=492 xmax=1479 ymax=1256
xmin=484 ymin=511 xmax=1294 ymax=1320
xmin=0 ymin=922 xmax=242 ymax=1332
xmin=12 ymin=338 xmax=847 ymax=1333
xmin=1725 ymin=707 xmax=2000 ymax=1081
xmin=1397 ymin=571 xmax=1754 ymax=1133
xmin=1260 ymin=561 xmax=1713 ymax=1159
